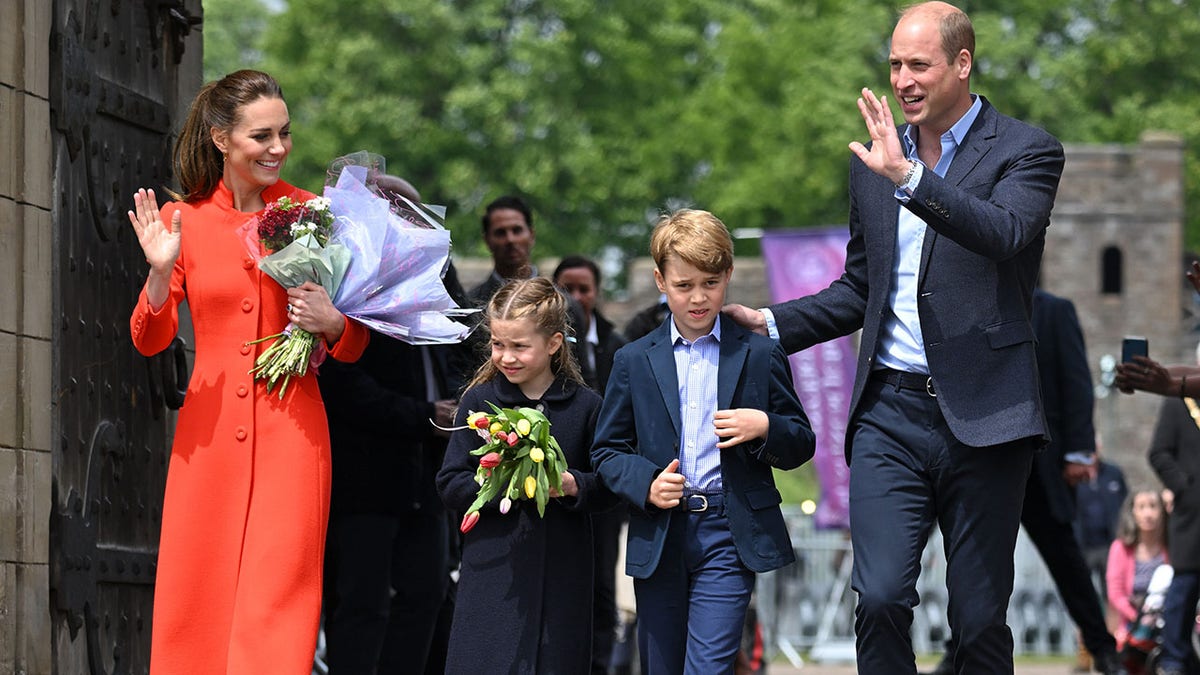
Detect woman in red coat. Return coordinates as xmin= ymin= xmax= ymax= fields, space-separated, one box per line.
xmin=128 ymin=69 xmax=368 ymax=674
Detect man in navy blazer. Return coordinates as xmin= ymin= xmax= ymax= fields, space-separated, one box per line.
xmin=726 ymin=3 xmax=1065 ymax=673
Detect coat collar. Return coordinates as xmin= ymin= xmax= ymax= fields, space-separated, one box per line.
xmin=492 ymin=374 xmax=578 ymax=406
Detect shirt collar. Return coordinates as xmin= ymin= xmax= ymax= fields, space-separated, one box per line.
xmin=669 ymin=315 xmax=722 ymax=345
xmin=902 ymin=93 xmax=982 ymax=157
xmin=585 ymin=312 xmax=599 ymax=345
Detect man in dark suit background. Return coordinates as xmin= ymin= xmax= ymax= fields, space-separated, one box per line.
xmin=924 ymin=288 xmax=1121 ymax=674
xmin=725 ymin=2 xmax=1065 ymax=672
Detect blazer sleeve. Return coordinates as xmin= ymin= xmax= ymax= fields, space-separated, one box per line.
xmin=130 ymin=204 xmax=186 ymax=357
xmin=436 ymin=386 xmax=493 ymax=513
xmin=768 ymin=170 xmax=870 ymax=354
xmin=749 ymin=342 xmax=816 ymax=470
xmin=591 ymin=347 xmax=668 ymax=513
xmin=558 ymin=399 xmax=621 ymax=513
xmin=1148 ymin=399 xmax=1191 ymax=495
xmin=1045 ymin=296 xmax=1096 ymax=458
xmin=905 ymin=124 xmax=1064 ymax=261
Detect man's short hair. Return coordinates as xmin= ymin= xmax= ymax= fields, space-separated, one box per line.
xmin=481 ymin=195 xmax=533 ymax=235
xmin=553 ymin=255 xmax=602 ymax=287
xmin=650 ymin=209 xmax=734 ymax=275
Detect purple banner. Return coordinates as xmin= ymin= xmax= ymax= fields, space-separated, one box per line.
xmin=762 ymin=227 xmax=854 ymax=530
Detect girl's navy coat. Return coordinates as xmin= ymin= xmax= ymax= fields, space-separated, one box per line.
xmin=437 ymin=375 xmax=614 ymax=674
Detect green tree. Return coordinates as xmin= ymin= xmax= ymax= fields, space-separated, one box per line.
xmin=201 ymin=0 xmax=271 ymax=82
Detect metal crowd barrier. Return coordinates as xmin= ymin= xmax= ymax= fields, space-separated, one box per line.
xmin=758 ymin=507 xmax=1079 ymax=667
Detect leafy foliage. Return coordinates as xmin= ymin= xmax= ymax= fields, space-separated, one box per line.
xmin=197 ymin=0 xmax=1200 ymax=283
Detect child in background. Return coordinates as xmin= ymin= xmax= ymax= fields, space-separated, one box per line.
xmin=591 ymin=209 xmax=816 ymax=673
xmin=1106 ymin=488 xmax=1170 ymax=672
xmin=436 ymin=277 xmax=614 ymax=674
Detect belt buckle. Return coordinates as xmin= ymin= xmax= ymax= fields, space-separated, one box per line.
xmin=687 ymin=495 xmax=709 ymax=512
xmin=925 ymin=376 xmax=937 ymax=398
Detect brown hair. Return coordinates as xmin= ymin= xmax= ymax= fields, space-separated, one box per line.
xmin=649 ymin=209 xmax=734 ymax=275
xmin=1116 ymin=488 xmax=1168 ymax=549
xmin=466 ymin=277 xmax=584 ymax=391
xmin=170 ymin=70 xmax=285 ymax=203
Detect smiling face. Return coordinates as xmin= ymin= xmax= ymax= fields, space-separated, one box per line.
xmin=889 ymin=8 xmax=972 ymax=136
xmin=655 ymin=256 xmax=731 ymax=342
xmin=489 ymin=317 xmax=562 ymax=398
xmin=211 ymin=96 xmax=292 ymax=207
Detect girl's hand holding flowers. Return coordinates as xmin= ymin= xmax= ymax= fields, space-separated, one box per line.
xmin=456 ymin=404 xmax=568 ymax=533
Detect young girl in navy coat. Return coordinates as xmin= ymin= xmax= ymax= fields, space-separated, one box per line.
xmin=437 ymin=277 xmax=614 ymax=674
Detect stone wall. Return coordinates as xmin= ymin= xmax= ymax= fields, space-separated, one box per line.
xmin=0 ymin=1 xmax=55 ymax=672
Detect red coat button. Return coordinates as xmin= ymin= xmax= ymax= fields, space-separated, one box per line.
xmin=236 ymin=384 xmax=248 ymax=398
xmin=242 ymin=299 xmax=254 ymax=312
xmin=235 ymin=427 xmax=247 ymax=441
xmin=243 ymin=258 xmax=255 ymax=270
xmin=240 ymin=344 xmax=252 ymax=356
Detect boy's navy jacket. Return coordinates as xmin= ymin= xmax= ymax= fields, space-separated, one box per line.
xmin=591 ymin=313 xmax=816 ymax=577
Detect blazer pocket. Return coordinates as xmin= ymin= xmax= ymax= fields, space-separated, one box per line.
xmin=744 ymin=486 xmax=783 ymax=511
xmin=985 ymin=320 xmax=1034 ymax=349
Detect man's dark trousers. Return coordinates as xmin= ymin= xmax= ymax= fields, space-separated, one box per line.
xmin=851 ymin=377 xmax=1035 ymax=674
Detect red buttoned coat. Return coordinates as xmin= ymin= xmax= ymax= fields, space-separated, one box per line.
xmin=130 ymin=179 xmax=368 ymax=674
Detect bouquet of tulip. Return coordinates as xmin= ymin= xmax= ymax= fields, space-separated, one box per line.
xmin=242 ymin=195 xmax=349 ymax=397
xmin=457 ymin=403 xmax=567 ymax=533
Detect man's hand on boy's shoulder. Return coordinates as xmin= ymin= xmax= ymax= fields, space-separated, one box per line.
xmin=721 ymin=304 xmax=768 ymax=336
xmin=647 ymin=458 xmax=686 ymax=510
xmin=713 ymin=408 xmax=768 ymax=449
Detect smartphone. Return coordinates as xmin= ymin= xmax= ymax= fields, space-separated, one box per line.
xmin=1121 ymin=336 xmax=1148 ymax=363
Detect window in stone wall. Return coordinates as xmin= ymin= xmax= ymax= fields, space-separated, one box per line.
xmin=1101 ymin=246 xmax=1123 ymax=295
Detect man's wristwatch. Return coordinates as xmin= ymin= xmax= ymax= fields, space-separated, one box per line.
xmin=895 ymin=159 xmax=919 ymax=189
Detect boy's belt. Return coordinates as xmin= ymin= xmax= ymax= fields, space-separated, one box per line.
xmin=675 ymin=491 xmax=725 ymax=513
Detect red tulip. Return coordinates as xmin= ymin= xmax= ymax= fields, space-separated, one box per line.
xmin=506 ymin=432 xmax=520 ymax=447
xmin=460 ymin=511 xmax=480 ymax=533
xmin=479 ymin=452 xmax=502 ymax=468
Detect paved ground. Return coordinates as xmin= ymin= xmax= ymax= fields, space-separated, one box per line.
xmin=768 ymin=657 xmax=1083 ymax=674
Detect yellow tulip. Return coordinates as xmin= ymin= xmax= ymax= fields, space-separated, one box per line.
xmin=530 ymin=447 xmax=545 ymax=463
xmin=489 ymin=422 xmax=504 ymax=434
xmin=524 ymin=475 xmax=537 ymax=498
xmin=516 ymin=418 xmax=532 ymax=437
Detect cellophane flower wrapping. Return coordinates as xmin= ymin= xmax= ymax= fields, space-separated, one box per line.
xmin=323 ymin=153 xmax=475 ymax=345
xmin=237 ymin=196 xmax=351 ymax=398
xmin=458 ymin=403 xmax=566 ymax=533
xmin=237 ymin=151 xmax=474 ymax=399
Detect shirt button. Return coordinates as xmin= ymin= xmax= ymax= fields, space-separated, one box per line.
xmin=240 ymin=344 xmax=252 ymax=356
xmin=690 ymin=402 xmax=697 ymax=409
xmin=235 ymin=427 xmax=247 ymax=441
xmin=242 ymin=299 xmax=254 ymax=312
xmin=236 ymin=384 xmax=248 ymax=398
xmin=243 ymin=258 xmax=255 ymax=270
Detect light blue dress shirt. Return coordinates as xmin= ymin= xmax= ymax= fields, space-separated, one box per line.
xmin=670 ymin=318 xmax=723 ymax=492
xmin=875 ymin=94 xmax=982 ymax=374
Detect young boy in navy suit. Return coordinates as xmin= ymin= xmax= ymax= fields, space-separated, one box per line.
xmin=591 ymin=209 xmax=816 ymax=674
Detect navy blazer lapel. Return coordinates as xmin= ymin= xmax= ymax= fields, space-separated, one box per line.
xmin=717 ymin=316 xmax=749 ymax=410
xmin=916 ymin=101 xmax=998 ymax=284
xmin=646 ymin=324 xmax=682 ymax=437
